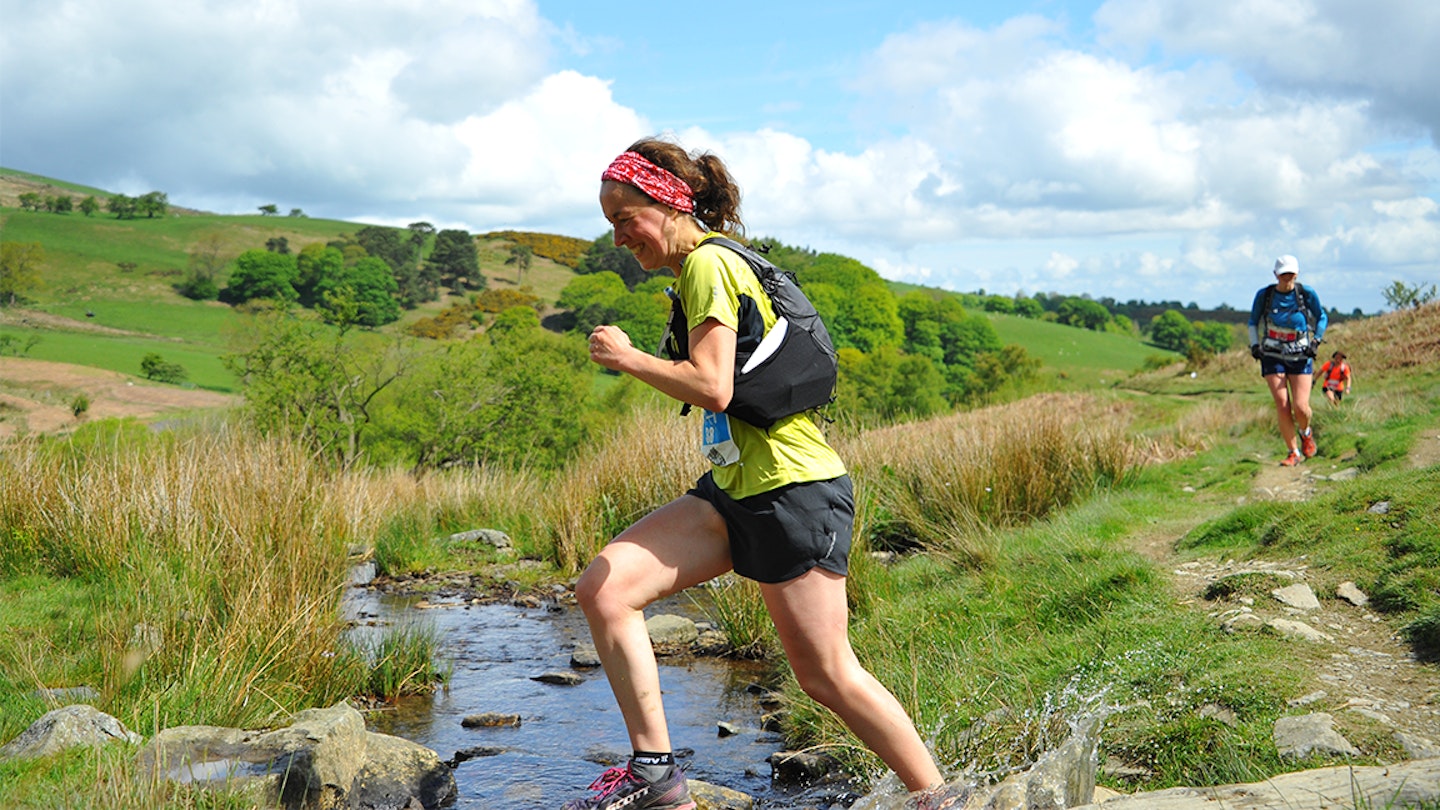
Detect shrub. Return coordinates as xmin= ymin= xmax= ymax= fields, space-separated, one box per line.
xmin=139 ymin=353 xmax=188 ymax=384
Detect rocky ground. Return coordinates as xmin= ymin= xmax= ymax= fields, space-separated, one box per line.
xmin=1152 ymin=428 xmax=1440 ymax=761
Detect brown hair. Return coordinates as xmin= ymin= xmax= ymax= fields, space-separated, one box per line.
xmin=624 ymin=137 xmax=745 ymax=236
xmin=1333 ymin=351 xmax=1346 ymax=360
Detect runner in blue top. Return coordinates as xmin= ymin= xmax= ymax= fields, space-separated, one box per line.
xmin=1247 ymin=255 xmax=1328 ymax=466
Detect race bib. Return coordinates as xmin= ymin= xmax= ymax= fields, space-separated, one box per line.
xmin=1261 ymin=332 xmax=1309 ymax=357
xmin=701 ymin=409 xmax=740 ymax=466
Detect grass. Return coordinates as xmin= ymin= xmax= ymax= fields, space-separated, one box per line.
xmin=982 ymin=309 xmax=1180 ymax=379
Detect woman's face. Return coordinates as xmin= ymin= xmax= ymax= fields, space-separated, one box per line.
xmin=600 ymin=181 xmax=676 ymax=272
xmin=1275 ymin=273 xmax=1297 ymax=291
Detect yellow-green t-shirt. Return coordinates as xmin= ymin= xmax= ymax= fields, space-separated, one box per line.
xmin=676 ymin=235 xmax=846 ymax=499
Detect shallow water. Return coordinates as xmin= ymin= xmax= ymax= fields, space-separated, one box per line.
xmin=345 ymin=586 xmax=839 ymax=809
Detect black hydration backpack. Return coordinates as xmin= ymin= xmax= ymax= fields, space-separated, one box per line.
xmin=659 ymin=236 xmax=838 ymax=429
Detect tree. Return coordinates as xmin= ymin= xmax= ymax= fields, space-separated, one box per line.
xmin=506 ymin=244 xmax=533 ymax=286
xmin=1 ymin=241 xmax=44 ymax=306
xmin=1190 ymin=321 xmax=1233 ymax=355
xmin=355 ymin=225 xmax=412 ymax=273
xmin=224 ymin=312 xmax=408 ymax=467
xmin=221 ymin=249 xmax=299 ymax=304
xmin=46 ymin=195 xmax=73 ymax=214
xmin=369 ymin=328 xmax=590 ymax=471
xmin=393 ymin=222 xmax=439 ymax=308
xmin=316 ymin=255 xmax=400 ymax=328
xmin=288 ymin=208 xmax=307 ymax=218
xmin=136 ymin=191 xmax=169 ymax=218
xmin=576 ymin=231 xmax=646 ymax=289
xmin=17 ymin=192 xmax=43 ymax=212
xmin=1148 ymin=310 xmax=1193 ymax=352
xmin=140 ymin=353 xmax=187 ymax=384
xmin=1057 ymin=297 xmax=1112 ymax=330
xmin=107 ymin=194 xmax=137 ymax=219
xmin=1382 ymin=280 xmax=1438 ymax=311
xmin=79 ymin=196 xmax=100 ymax=216
xmin=265 ymin=236 xmax=291 ymax=255
xmin=294 ymin=243 xmax=345 ymax=307
xmin=177 ymin=234 xmax=226 ymax=301
xmin=427 ymin=229 xmax=482 ymax=294
xmin=258 ymin=204 xmax=279 ymax=216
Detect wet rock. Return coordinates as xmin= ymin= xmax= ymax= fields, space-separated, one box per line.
xmin=570 ymin=644 xmax=602 ymax=668
xmin=460 ymin=712 xmax=521 ymax=728
xmin=716 ymin=721 xmax=740 ymax=738
xmin=0 ymin=704 xmax=142 ymax=760
xmin=1336 ymin=581 xmax=1369 ymax=607
xmin=768 ymin=750 xmax=838 ymax=785
xmin=447 ymin=745 xmax=508 ymax=766
xmin=688 ymin=777 xmax=754 ymax=809
xmin=1274 ymin=712 xmax=1360 ymax=759
xmin=532 ymin=671 xmax=583 ymax=686
xmin=759 ymin=712 xmax=784 ymax=732
xmin=1271 ymin=583 xmax=1321 ymax=611
xmin=646 ymin=614 xmax=699 ymax=647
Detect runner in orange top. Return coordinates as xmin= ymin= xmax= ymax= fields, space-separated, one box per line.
xmin=1314 ymin=350 xmax=1352 ymax=405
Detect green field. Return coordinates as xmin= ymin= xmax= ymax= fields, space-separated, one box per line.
xmin=982 ymin=309 xmax=1176 ymax=377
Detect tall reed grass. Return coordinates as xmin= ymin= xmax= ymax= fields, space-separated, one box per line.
xmin=0 ymin=422 xmax=438 ymax=735
xmin=838 ymin=393 xmax=1147 ymax=564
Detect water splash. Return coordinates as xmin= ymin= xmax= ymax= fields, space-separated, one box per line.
xmin=851 ymin=673 xmax=1119 ymax=810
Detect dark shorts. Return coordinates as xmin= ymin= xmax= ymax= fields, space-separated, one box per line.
xmin=687 ymin=472 xmax=853 ymax=584
xmin=1260 ymin=357 xmax=1313 ymax=376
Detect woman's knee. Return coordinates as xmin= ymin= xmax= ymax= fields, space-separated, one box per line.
xmin=791 ymin=660 xmax=860 ymax=709
xmin=574 ymin=559 xmax=624 ymax=618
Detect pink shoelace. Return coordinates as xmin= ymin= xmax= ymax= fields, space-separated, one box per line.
xmin=586 ymin=765 xmax=642 ymax=799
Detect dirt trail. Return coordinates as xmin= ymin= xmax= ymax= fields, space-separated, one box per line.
xmin=1141 ymin=429 xmax=1440 ymax=755
xmin=0 ymin=357 xmax=234 ymax=438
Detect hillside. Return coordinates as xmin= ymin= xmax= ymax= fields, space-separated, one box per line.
xmin=6 ymin=166 xmax=1184 ymax=430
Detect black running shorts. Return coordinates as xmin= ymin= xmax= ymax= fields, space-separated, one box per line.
xmin=687 ymin=472 xmax=853 ymax=584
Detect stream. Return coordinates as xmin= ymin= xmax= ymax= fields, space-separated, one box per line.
xmin=344 ymin=580 xmax=851 ymax=809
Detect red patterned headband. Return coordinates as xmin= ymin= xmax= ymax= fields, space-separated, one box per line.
xmin=601 ymin=151 xmax=695 ymax=213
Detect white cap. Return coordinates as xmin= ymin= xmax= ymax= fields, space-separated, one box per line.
xmin=1274 ymin=255 xmax=1299 ymax=277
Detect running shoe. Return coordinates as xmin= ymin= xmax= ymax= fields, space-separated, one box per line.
xmin=561 ymin=762 xmax=696 ymax=810
xmin=1280 ymin=450 xmax=1303 ymax=467
xmin=907 ymin=782 xmax=972 ymax=810
xmin=1301 ymin=430 xmax=1317 ymax=458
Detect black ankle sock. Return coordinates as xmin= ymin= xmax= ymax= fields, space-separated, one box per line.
xmin=630 ymin=751 xmax=674 ymax=782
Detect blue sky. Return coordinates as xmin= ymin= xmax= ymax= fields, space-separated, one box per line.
xmin=2 ymin=0 xmax=1437 ymax=313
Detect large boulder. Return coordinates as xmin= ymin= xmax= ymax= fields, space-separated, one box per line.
xmin=138 ymin=702 xmax=454 ymax=810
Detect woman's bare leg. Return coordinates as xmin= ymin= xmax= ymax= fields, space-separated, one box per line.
xmin=1288 ymin=373 xmax=1314 ymax=434
xmin=573 ymin=495 xmax=733 ymax=753
xmin=1265 ymin=373 xmax=1297 ymax=452
xmin=760 ymin=567 xmax=944 ymax=792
